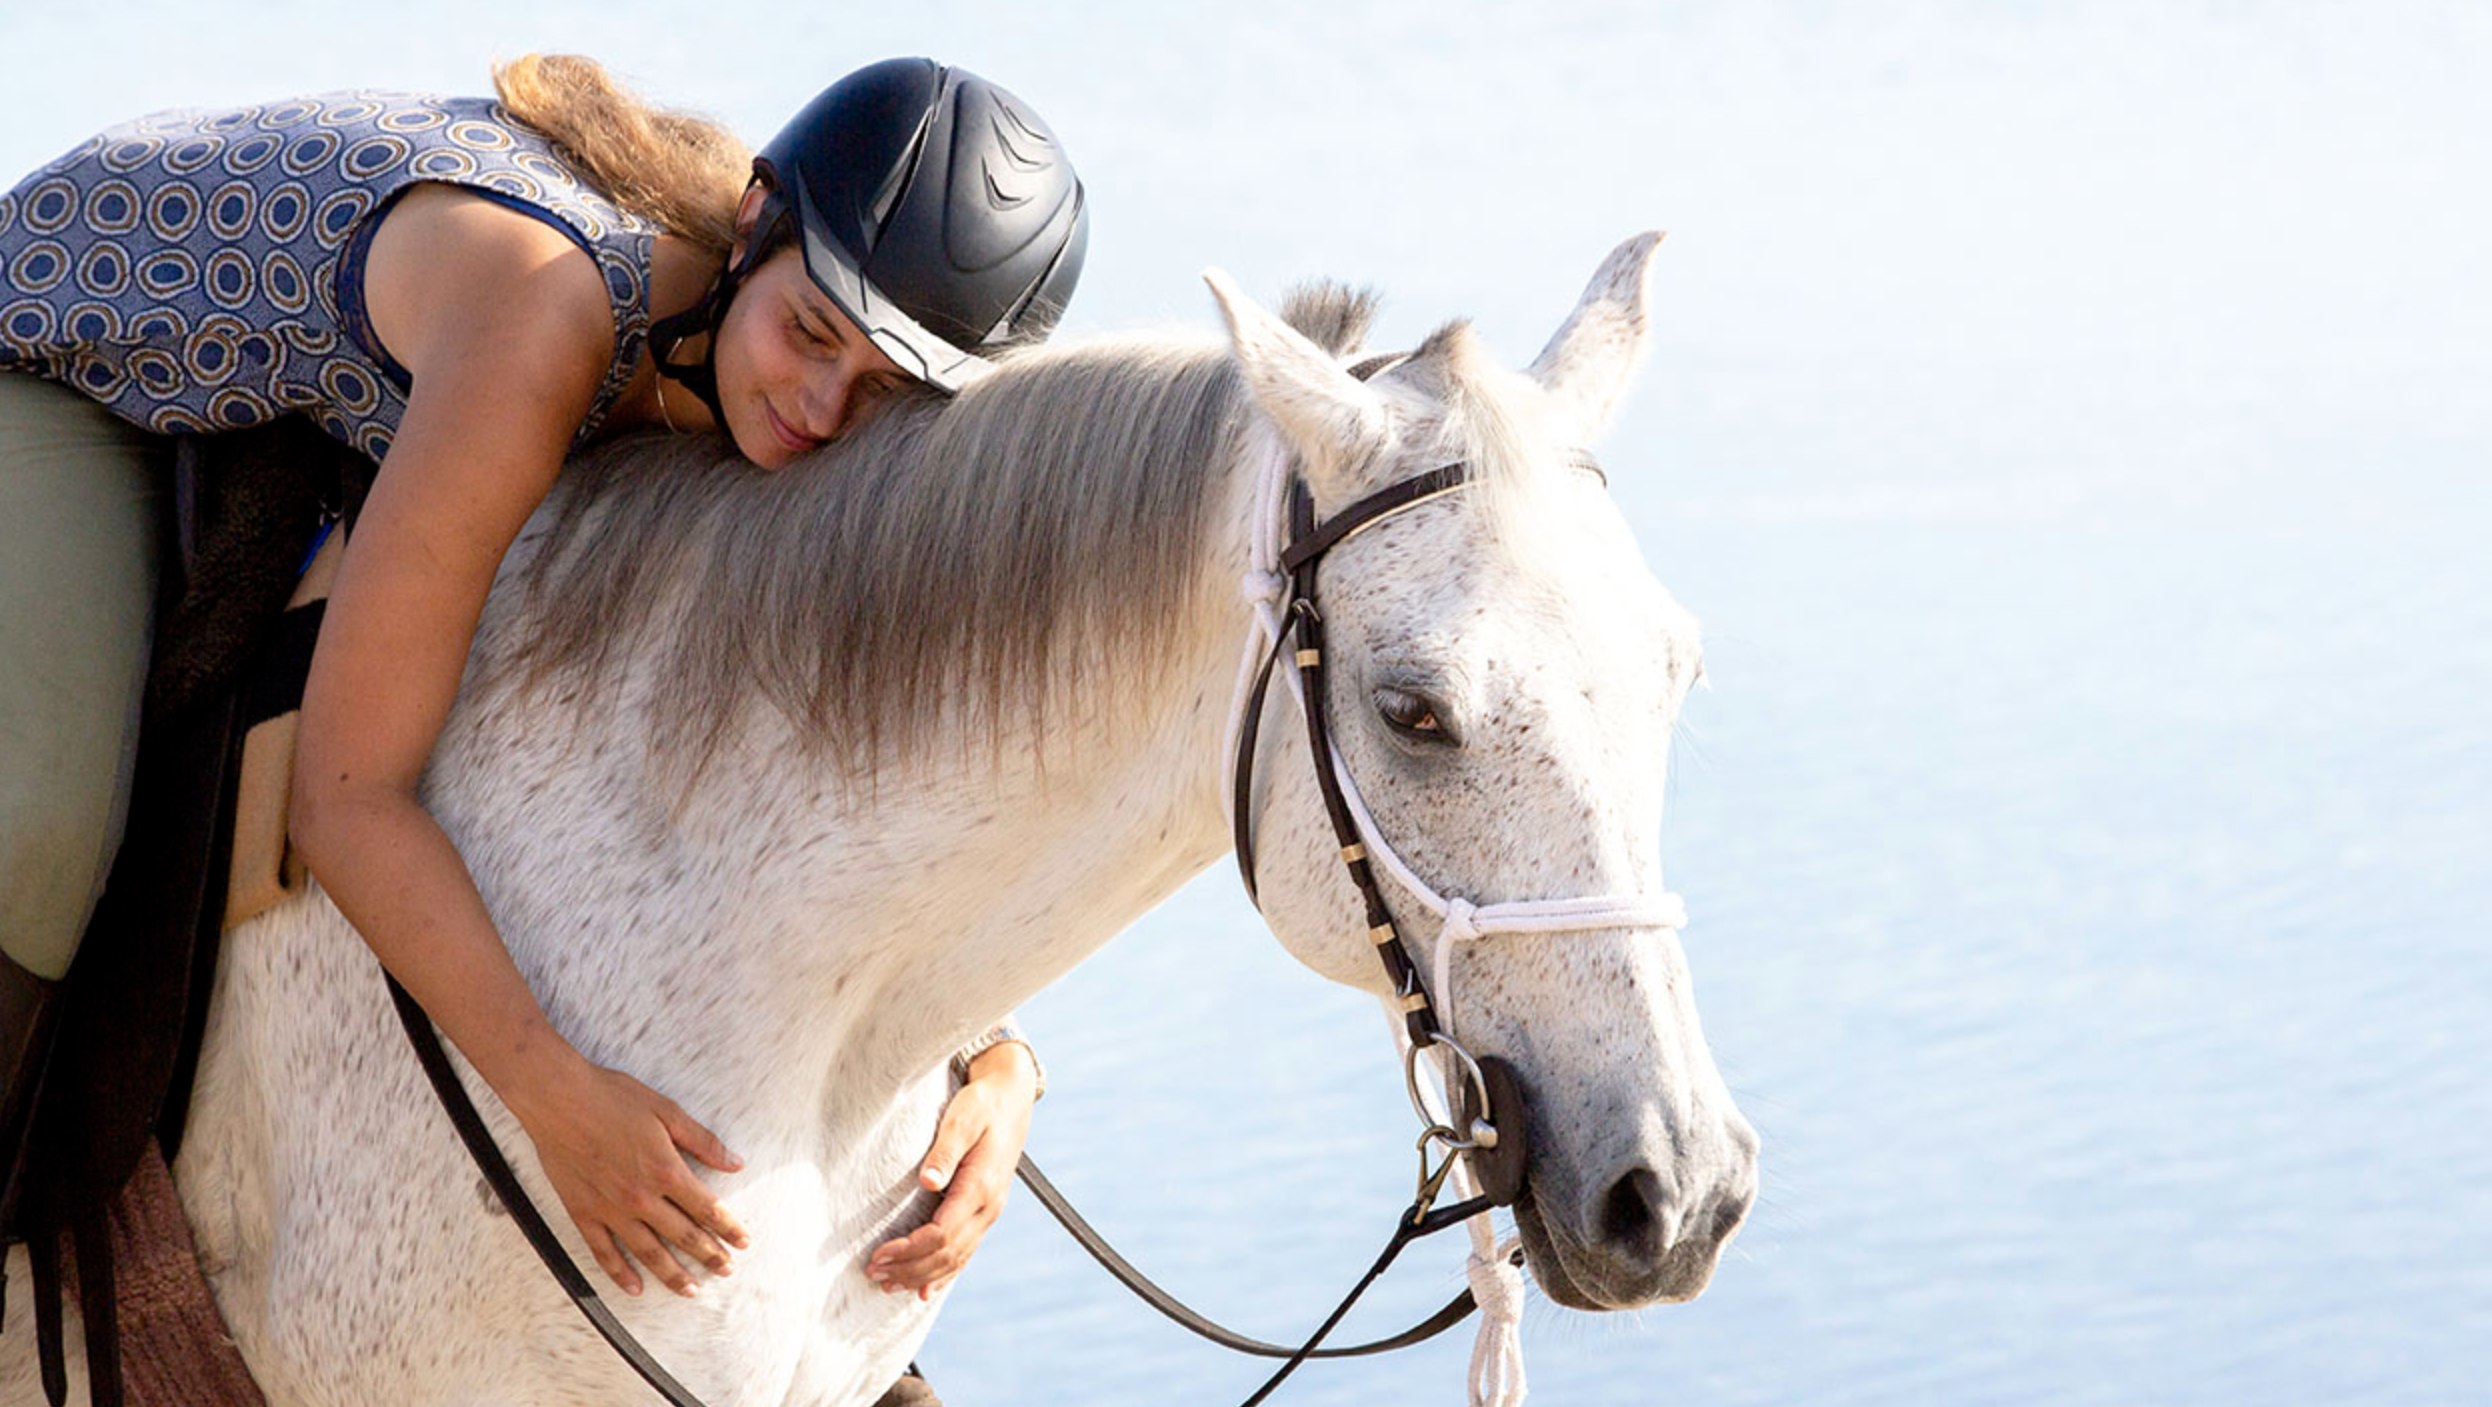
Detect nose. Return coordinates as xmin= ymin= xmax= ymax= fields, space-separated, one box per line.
xmin=802 ymin=364 xmax=862 ymax=441
xmin=1593 ymin=1115 xmax=1758 ymax=1293
xmin=1599 ymin=1167 xmax=1680 ymax=1265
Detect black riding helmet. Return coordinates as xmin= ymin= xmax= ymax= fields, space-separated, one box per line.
xmin=651 ymin=57 xmax=1088 ymax=412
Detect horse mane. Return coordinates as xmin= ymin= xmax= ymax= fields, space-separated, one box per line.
xmin=478 ymin=280 xmax=1538 ymax=785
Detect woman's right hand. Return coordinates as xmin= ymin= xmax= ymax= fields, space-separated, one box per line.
xmin=502 ymin=1053 xmax=751 ymax=1298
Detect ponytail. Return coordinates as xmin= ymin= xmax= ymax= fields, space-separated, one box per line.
xmin=492 ymin=54 xmax=749 ymax=258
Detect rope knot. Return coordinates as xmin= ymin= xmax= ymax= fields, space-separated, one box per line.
xmin=1466 ymin=1244 xmax=1525 ymax=1324
xmin=1465 ymin=1235 xmax=1530 ymax=1407
xmin=1442 ymin=896 xmax=1482 ymax=945
xmin=1241 ymin=569 xmax=1288 ymax=606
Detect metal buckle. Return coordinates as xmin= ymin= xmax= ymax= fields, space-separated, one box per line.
xmin=1411 ymin=1129 xmax=1463 ymax=1221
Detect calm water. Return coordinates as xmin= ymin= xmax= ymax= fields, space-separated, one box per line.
xmin=922 ymin=353 xmax=2491 ymax=1406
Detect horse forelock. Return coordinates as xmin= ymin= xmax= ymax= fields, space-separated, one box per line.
xmin=1277 ymin=280 xmax=1382 ymax=357
xmin=1376 ymin=317 xmax=1579 ymax=562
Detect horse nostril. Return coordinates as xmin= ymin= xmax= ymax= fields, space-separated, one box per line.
xmin=1710 ymin=1191 xmax=1751 ymax=1243
xmin=1599 ymin=1167 xmax=1676 ymax=1264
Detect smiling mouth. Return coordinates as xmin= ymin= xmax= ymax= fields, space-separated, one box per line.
xmin=765 ymin=403 xmax=821 ymax=455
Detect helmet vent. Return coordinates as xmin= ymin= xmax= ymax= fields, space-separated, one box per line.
xmin=983 ymin=166 xmax=1034 ymax=211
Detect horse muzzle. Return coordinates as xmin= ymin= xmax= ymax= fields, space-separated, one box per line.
xmin=1512 ymin=1103 xmax=1760 ymax=1310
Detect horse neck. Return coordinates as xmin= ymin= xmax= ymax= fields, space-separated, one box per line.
xmin=591 ymin=437 xmax=1266 ymax=1126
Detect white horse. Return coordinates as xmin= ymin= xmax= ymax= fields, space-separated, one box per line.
xmin=4 ymin=232 xmax=1756 ymax=1406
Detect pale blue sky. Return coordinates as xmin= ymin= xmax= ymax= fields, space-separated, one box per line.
xmin=10 ymin=2 xmax=2484 ymax=547
xmin=12 ymin=2 xmax=2483 ymax=397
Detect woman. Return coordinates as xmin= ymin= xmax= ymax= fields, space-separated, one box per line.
xmin=0 ymin=53 xmax=1086 ymax=1319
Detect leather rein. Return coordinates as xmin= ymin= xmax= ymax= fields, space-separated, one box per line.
xmin=387 ymin=354 xmax=1665 ymax=1406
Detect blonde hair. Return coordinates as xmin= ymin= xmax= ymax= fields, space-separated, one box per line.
xmin=491 ymin=54 xmax=751 ymax=257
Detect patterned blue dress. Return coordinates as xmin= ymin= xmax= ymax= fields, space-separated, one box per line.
xmin=0 ymin=90 xmax=664 ymax=462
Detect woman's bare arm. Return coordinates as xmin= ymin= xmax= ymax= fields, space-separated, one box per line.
xmin=291 ymin=186 xmax=744 ymax=1298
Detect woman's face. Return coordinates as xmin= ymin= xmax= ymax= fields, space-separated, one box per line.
xmin=710 ymin=243 xmax=913 ymax=470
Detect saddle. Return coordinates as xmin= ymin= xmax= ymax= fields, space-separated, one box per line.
xmin=2 ymin=416 xmax=370 ymax=1407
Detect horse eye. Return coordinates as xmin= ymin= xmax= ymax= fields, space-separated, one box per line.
xmin=1376 ymin=686 xmax=1446 ymax=739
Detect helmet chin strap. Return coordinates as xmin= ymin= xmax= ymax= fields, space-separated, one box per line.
xmin=646 ymin=277 xmax=730 ymax=425
xmin=646 ymin=187 xmax=791 ymax=427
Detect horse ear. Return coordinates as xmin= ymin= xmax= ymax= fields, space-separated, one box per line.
xmin=1527 ymin=231 xmax=1666 ymax=444
xmin=1206 ymin=268 xmax=1388 ymax=496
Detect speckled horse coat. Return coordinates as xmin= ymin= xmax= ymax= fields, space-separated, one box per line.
xmin=2 ymin=233 xmax=1755 ymax=1407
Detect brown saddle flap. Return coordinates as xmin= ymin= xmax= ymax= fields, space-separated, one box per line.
xmin=221 ymin=522 xmax=341 ymax=931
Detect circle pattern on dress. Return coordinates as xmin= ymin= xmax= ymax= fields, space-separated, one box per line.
xmin=75 ymin=242 xmax=131 ymax=298
xmin=410 ymin=148 xmax=478 ymax=181
xmin=207 ymin=385 xmax=275 ymax=427
xmin=478 ymin=170 xmax=544 ymax=203
xmin=5 ymin=90 xmax=662 ymax=456
xmin=511 ymin=150 xmax=571 ymax=186
xmin=100 ymin=137 xmax=164 ymax=174
xmin=208 ymin=180 xmax=258 ymax=240
xmin=260 ymin=181 xmax=311 ymax=242
xmin=145 ymin=180 xmax=201 ymax=239
xmin=259 ymin=100 xmax=321 ymax=130
xmin=10 ymin=239 xmax=71 ymax=294
xmin=185 ymin=321 xmax=241 ymax=382
xmin=281 ymin=130 xmax=340 ymax=176
xmin=1 ymin=299 xmax=58 ymax=344
xmin=317 ymin=99 xmax=384 ymax=129
xmin=343 ymin=136 xmax=410 ymax=181
xmin=84 ymin=179 xmax=142 ymax=235
xmin=281 ymin=324 xmax=338 ymax=358
xmin=448 ymin=120 xmax=514 ymax=152
xmin=222 ymin=133 xmax=284 ymax=177
xmin=70 ymin=353 xmax=129 ymax=399
xmin=319 ymin=359 xmax=381 ymax=416
xmin=128 ymin=307 xmax=190 ymax=343
xmin=378 ymin=107 xmax=448 ymax=134
xmin=63 ymin=300 xmax=122 ymax=343
xmin=315 ymin=187 xmax=373 ymax=245
xmin=162 ymin=138 xmax=221 ymax=176
xmin=148 ymin=403 xmax=212 ymax=434
xmin=23 ymin=178 xmax=77 ymax=234
xmin=128 ymin=347 xmax=183 ymax=395
xmin=136 ymin=248 xmax=199 ymax=298
xmin=204 ymin=249 xmax=256 ymax=310
xmin=260 ymin=249 xmax=311 ymax=313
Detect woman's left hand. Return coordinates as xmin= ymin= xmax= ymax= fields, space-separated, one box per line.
xmin=866 ymin=1040 xmax=1039 ymax=1298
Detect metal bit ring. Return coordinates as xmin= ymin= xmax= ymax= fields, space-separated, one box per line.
xmin=1402 ymin=1032 xmax=1496 ymax=1151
